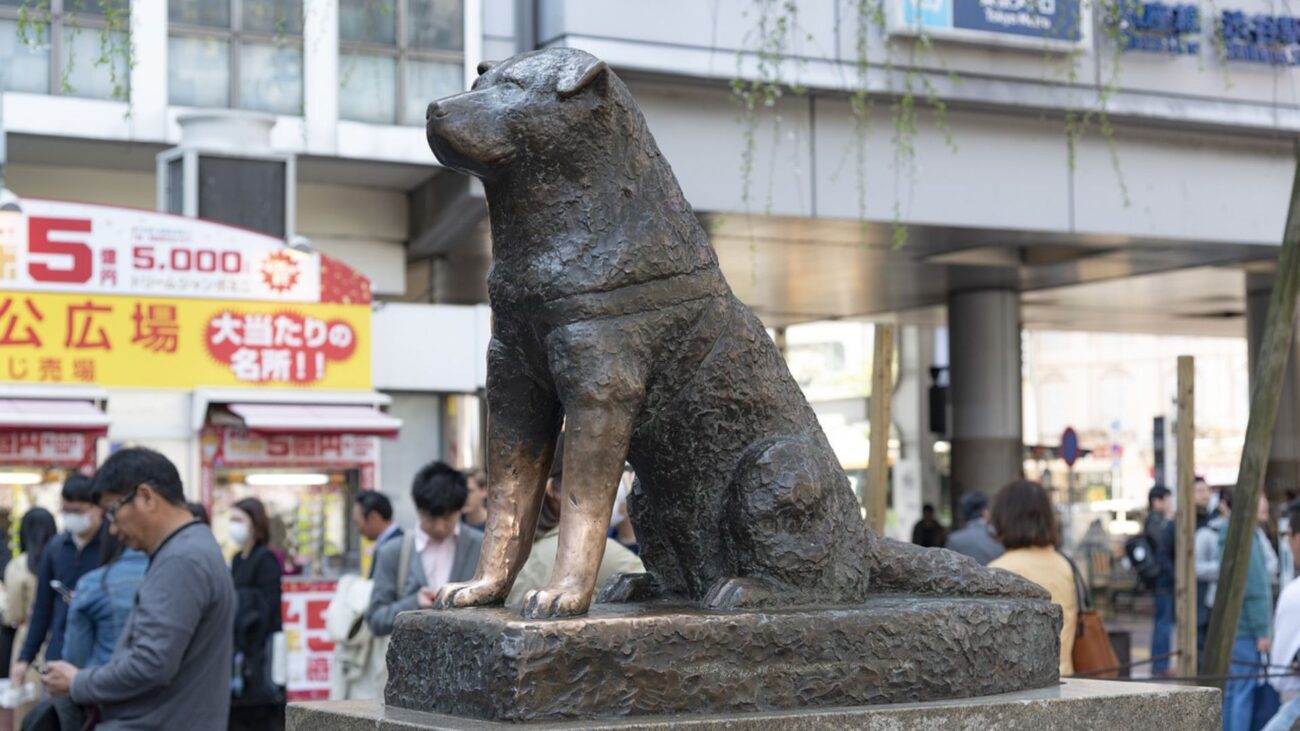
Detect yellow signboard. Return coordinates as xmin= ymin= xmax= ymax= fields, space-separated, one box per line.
xmin=0 ymin=291 xmax=371 ymax=390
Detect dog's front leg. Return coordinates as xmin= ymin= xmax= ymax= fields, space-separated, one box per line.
xmin=436 ymin=334 xmax=562 ymax=609
xmin=520 ymin=324 xmax=644 ymax=619
xmin=520 ymin=400 xmax=636 ymax=619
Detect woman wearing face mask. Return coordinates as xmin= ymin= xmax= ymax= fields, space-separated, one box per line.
xmin=228 ymin=498 xmax=284 ymax=731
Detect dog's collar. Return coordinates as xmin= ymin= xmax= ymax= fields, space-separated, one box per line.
xmin=536 ymin=268 xmax=729 ymax=327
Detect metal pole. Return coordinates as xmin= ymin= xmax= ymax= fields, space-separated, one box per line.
xmin=0 ymin=94 xmax=7 ymax=192
xmin=867 ymin=324 xmax=895 ymax=534
xmin=1204 ymin=141 xmax=1300 ymax=682
xmin=1175 ymin=355 xmax=1197 ymax=679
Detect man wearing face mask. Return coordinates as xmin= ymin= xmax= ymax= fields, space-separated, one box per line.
xmin=11 ymin=474 xmax=104 ymax=682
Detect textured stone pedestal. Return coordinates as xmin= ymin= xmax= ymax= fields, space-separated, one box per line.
xmin=384 ymin=596 xmax=1060 ymax=721
xmin=289 ymin=679 xmax=1221 ymax=730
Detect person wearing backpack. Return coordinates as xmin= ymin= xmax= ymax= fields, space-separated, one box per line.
xmin=1142 ymin=485 xmax=1176 ymax=676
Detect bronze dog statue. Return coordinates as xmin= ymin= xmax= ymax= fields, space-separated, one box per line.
xmin=426 ymin=48 xmax=1042 ymax=619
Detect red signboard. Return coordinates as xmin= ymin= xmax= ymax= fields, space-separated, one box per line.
xmin=0 ymin=431 xmax=96 ymax=470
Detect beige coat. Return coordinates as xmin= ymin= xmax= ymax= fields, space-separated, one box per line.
xmin=4 ymin=554 xmax=41 ymax=673
xmin=990 ymin=546 xmax=1078 ymax=675
xmin=506 ymin=531 xmax=644 ymax=608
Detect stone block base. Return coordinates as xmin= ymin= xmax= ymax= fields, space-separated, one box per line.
xmin=384 ymin=595 xmax=1060 ymax=721
xmin=289 ymin=679 xmax=1220 ymax=730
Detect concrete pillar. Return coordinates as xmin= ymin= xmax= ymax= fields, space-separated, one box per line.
xmin=890 ymin=325 xmax=942 ymax=542
xmin=1246 ymin=273 xmax=1300 ymax=503
xmin=947 ymin=289 xmax=1023 ymax=510
xmin=128 ymin=0 xmax=168 ymax=141
xmin=303 ymin=0 xmax=339 ymax=155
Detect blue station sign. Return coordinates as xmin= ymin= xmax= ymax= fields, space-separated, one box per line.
xmin=1117 ymin=1 xmax=1201 ymax=54
xmin=893 ymin=0 xmax=1088 ymax=51
xmin=1219 ymin=10 xmax=1300 ymax=65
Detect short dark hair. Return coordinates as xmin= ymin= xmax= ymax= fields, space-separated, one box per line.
xmin=355 ymin=491 xmax=393 ymax=521
xmin=1287 ymin=500 xmax=1300 ymax=540
xmin=1218 ymin=486 xmax=1234 ymax=510
xmin=959 ymin=492 xmax=990 ymax=522
xmin=91 ymin=448 xmax=185 ymax=506
xmin=62 ymin=474 xmax=94 ymax=503
xmin=233 ymin=497 xmax=271 ymax=546
xmin=990 ymin=480 xmax=1058 ymax=550
xmin=922 ymin=503 xmax=936 ymax=515
xmin=412 ymin=461 xmax=468 ymax=517
xmin=1148 ymin=485 xmax=1172 ymax=507
xmin=186 ymin=501 xmax=210 ymax=525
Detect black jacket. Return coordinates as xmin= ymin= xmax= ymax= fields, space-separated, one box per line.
xmin=230 ymin=545 xmax=282 ymax=706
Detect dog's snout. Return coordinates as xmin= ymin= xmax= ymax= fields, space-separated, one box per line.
xmin=426 ymin=101 xmax=442 ymax=122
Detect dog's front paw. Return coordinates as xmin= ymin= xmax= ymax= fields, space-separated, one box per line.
xmin=520 ymin=582 xmax=592 ymax=619
xmin=435 ymin=579 xmax=508 ymax=609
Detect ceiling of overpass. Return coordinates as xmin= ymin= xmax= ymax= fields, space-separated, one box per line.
xmin=706 ymin=213 xmax=1273 ymax=337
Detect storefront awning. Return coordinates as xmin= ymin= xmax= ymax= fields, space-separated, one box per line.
xmin=227 ymin=402 xmax=402 ymax=439
xmin=0 ymin=399 xmax=111 ymax=437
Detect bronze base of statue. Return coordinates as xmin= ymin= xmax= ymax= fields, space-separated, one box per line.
xmin=384 ymin=596 xmax=1061 ymax=722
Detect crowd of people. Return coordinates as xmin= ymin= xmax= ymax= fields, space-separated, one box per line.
xmin=0 ymin=450 xmax=292 ymax=730
xmin=0 ymin=437 xmax=645 ymax=728
xmin=0 ymin=447 xmax=275 ymax=731
xmin=8 ymin=439 xmax=1296 ymax=729
xmin=922 ymin=478 xmax=1300 ymax=731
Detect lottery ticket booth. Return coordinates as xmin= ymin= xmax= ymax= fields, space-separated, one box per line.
xmin=0 ymin=388 xmax=109 ymax=549
xmin=0 ymin=197 xmax=401 ymax=701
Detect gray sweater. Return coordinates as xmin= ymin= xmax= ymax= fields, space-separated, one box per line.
xmin=71 ymin=520 xmax=236 ymax=730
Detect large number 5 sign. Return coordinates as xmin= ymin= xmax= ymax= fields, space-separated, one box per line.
xmin=28 ymin=217 xmax=92 ymax=284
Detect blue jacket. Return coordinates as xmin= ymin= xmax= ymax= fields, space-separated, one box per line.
xmin=1218 ymin=525 xmax=1274 ymax=640
xmin=20 ymin=530 xmax=103 ymax=662
xmin=63 ymin=549 xmax=148 ymax=668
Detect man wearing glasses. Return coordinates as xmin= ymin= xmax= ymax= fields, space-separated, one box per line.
xmin=40 ymin=448 xmax=236 ymax=731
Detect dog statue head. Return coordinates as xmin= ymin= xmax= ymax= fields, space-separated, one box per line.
xmin=425 ymin=48 xmax=628 ymax=182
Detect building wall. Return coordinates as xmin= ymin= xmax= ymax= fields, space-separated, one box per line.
xmin=379 ymin=391 xmax=444 ymax=530
xmin=296 ymin=183 xmax=408 ymax=296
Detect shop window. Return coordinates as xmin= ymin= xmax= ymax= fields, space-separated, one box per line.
xmin=213 ymin=467 xmax=359 ymax=577
xmin=0 ymin=0 xmax=130 ymax=100
xmin=338 ymin=0 xmax=463 ymax=126
xmin=168 ymin=0 xmax=303 ymax=116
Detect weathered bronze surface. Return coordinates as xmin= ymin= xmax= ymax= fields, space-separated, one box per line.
xmin=385 ymin=598 xmax=1061 ymax=721
xmin=424 ymin=47 xmax=1046 ymax=620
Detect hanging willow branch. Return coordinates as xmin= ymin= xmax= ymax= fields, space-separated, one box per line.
xmin=734 ymin=0 xmax=1145 ymax=245
xmin=17 ymin=0 xmax=134 ymax=103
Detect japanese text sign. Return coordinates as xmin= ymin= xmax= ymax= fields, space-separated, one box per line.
xmin=1117 ymin=2 xmax=1201 ymax=54
xmin=0 ymin=292 xmax=370 ymax=389
xmin=0 ymin=199 xmax=372 ymax=391
xmin=894 ymin=0 xmax=1088 ymax=50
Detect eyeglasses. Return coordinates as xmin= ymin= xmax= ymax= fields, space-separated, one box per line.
xmin=104 ymin=485 xmax=141 ymax=524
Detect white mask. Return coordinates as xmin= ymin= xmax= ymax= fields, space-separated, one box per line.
xmin=63 ymin=513 xmax=92 ymax=537
xmin=229 ymin=521 xmax=250 ymax=546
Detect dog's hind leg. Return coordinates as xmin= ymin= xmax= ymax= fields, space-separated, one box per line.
xmin=705 ymin=434 xmax=871 ymax=610
xmin=867 ymin=536 xmax=1048 ymax=600
xmin=436 ymin=331 xmax=562 ymax=610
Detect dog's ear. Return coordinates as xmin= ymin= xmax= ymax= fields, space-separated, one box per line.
xmin=557 ymin=59 xmax=609 ymax=99
xmin=476 ymin=60 xmax=497 ymax=76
